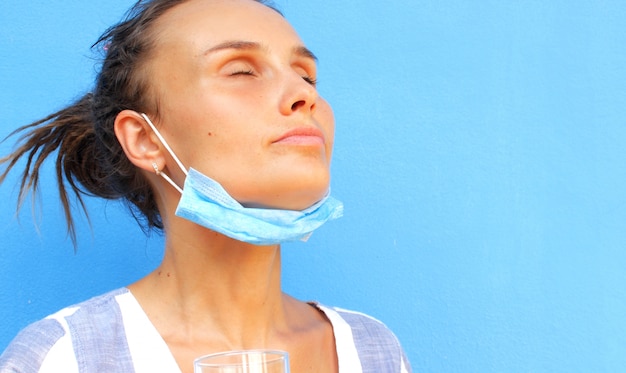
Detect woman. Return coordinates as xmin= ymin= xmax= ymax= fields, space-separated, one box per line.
xmin=0 ymin=0 xmax=411 ymax=372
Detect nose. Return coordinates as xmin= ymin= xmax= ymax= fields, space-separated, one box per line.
xmin=280 ymin=71 xmax=318 ymax=115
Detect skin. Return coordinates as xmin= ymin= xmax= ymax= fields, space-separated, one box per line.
xmin=114 ymin=0 xmax=338 ymax=372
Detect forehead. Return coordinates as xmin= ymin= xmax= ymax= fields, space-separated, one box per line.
xmin=152 ymin=0 xmax=303 ymax=52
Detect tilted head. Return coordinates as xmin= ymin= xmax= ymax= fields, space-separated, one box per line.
xmin=0 ymin=0 xmax=335 ymax=243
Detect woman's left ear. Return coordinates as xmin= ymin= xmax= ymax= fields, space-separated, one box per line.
xmin=114 ymin=110 xmax=164 ymax=172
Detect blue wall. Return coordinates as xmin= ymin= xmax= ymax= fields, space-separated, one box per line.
xmin=2 ymin=1 xmax=626 ymax=371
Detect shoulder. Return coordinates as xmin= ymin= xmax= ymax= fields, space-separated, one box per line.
xmin=333 ymin=307 xmax=399 ymax=342
xmin=0 ymin=288 xmax=131 ymax=373
xmin=316 ymin=304 xmax=413 ymax=373
xmin=60 ymin=287 xmax=129 ymax=331
xmin=0 ymin=316 xmax=70 ymax=372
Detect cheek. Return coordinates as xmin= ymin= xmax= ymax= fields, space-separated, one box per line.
xmin=317 ymin=98 xmax=335 ymax=158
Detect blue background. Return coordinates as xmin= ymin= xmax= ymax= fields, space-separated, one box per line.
xmin=2 ymin=1 xmax=626 ymax=371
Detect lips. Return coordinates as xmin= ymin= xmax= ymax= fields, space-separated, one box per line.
xmin=273 ymin=127 xmax=325 ymax=146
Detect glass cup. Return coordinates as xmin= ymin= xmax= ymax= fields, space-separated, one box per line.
xmin=194 ymin=350 xmax=290 ymax=373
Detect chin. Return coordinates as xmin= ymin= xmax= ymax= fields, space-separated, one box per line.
xmin=248 ymin=179 xmax=330 ymax=211
xmin=284 ymin=182 xmax=331 ymax=210
xmin=242 ymin=196 xmax=325 ymax=211
xmin=232 ymin=165 xmax=331 ymax=209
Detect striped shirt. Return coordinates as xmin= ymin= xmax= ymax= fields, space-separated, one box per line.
xmin=1 ymin=288 xmax=411 ymax=372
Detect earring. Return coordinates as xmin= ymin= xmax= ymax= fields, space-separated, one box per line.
xmin=152 ymin=162 xmax=161 ymax=176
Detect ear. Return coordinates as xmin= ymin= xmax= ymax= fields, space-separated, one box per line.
xmin=114 ymin=110 xmax=164 ymax=172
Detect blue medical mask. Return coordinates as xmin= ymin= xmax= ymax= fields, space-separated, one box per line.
xmin=141 ymin=113 xmax=343 ymax=245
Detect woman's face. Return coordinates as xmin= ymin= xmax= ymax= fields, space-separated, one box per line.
xmin=147 ymin=0 xmax=334 ymax=210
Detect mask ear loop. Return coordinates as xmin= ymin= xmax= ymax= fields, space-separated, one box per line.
xmin=141 ymin=113 xmax=187 ymax=194
xmin=151 ymin=162 xmax=184 ymax=194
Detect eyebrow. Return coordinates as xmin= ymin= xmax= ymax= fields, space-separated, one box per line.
xmin=203 ymin=40 xmax=318 ymax=61
xmin=293 ymin=45 xmax=318 ymax=62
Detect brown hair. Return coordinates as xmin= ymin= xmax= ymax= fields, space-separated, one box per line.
xmin=0 ymin=0 xmax=277 ymax=245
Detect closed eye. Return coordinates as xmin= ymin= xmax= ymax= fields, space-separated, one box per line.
xmin=230 ymin=69 xmax=255 ymax=76
xmin=302 ymin=75 xmax=317 ymax=86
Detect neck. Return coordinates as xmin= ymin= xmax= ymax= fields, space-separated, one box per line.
xmin=130 ymin=218 xmax=289 ymax=349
